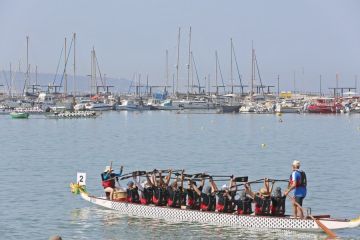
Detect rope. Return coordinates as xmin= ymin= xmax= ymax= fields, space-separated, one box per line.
xmin=52 ymin=46 xmax=64 ymax=86
xmin=58 ymin=38 xmax=74 ymax=88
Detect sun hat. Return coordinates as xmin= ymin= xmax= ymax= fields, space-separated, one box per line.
xmin=292 ymin=160 xmax=301 ymax=167
xmin=259 ymin=187 xmax=270 ymax=196
xmin=104 ymin=166 xmax=113 ymax=172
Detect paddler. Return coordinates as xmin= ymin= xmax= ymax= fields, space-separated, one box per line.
xmin=271 ymin=187 xmax=286 ymax=216
xmin=151 ymin=169 xmax=172 ymax=206
xmin=210 ymin=177 xmax=233 ymax=213
xmin=166 ymin=173 xmax=183 ymax=208
xmin=185 ymin=178 xmax=204 ymax=210
xmin=284 ymin=160 xmax=307 ymax=218
xmin=126 ymin=180 xmax=140 ymax=203
xmin=101 ymin=165 xmax=123 ymax=200
xmin=244 ymin=178 xmax=274 ymax=215
xmin=235 ymin=191 xmax=253 ymax=215
xmin=191 ymin=177 xmax=216 ymax=211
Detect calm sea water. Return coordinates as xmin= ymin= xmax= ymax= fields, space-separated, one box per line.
xmin=1 ymin=111 xmax=360 ymax=239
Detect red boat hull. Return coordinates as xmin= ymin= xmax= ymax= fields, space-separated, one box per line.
xmin=307 ymin=103 xmax=343 ymax=113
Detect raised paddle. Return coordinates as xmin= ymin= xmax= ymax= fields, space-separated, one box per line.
xmin=235 ymin=178 xmax=264 ymax=187
xmin=119 ymin=171 xmax=147 ymax=180
xmin=287 ymin=195 xmax=337 ymax=238
xmin=268 ymin=178 xmax=289 ymax=183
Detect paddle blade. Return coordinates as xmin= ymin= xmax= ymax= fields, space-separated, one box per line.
xmin=234 ymin=176 xmax=248 ymax=182
xmin=313 ymin=217 xmax=337 ymax=238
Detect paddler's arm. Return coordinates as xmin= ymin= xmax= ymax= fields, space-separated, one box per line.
xmin=229 ymin=175 xmax=237 ymax=192
xmin=165 ymin=169 xmax=172 ymax=186
xmin=244 ymin=183 xmax=255 ymax=199
xmin=119 ymin=165 xmax=123 ymax=176
xmin=264 ymin=178 xmax=270 ymax=192
xmin=269 ymin=180 xmax=275 ymax=194
xmin=200 ymin=177 xmax=205 ymax=188
xmin=180 ymin=170 xmax=184 ymax=190
xmin=152 ymin=173 xmax=158 ymax=187
xmin=146 ymin=173 xmax=154 ymax=187
xmin=284 ymin=181 xmax=296 ymax=196
xmin=209 ymin=177 xmax=216 ymax=194
xmin=209 ymin=177 xmax=218 ymax=192
xmin=159 ymin=172 xmax=164 ymax=186
xmin=133 ymin=173 xmax=144 ymax=191
xmin=191 ymin=181 xmax=201 ymax=196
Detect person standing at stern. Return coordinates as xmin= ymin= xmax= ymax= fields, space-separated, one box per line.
xmin=284 ymin=160 xmax=307 ymax=218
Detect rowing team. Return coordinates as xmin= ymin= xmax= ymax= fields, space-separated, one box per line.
xmin=101 ymin=160 xmax=307 ymax=218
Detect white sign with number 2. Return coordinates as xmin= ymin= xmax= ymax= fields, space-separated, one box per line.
xmin=77 ymin=172 xmax=86 ymax=186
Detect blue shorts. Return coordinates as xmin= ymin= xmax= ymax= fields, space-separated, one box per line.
xmin=295 ymin=196 xmax=304 ymax=206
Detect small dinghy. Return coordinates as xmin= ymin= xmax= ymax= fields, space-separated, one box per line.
xmin=10 ymin=112 xmax=29 ymax=119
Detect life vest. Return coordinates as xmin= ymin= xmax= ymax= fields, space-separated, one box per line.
xmin=167 ymin=188 xmax=180 ymax=207
xmin=255 ymin=196 xmax=271 ymax=215
xmin=271 ymin=196 xmax=286 ymax=216
xmin=180 ymin=190 xmax=187 ymax=206
xmin=216 ymin=194 xmax=228 ymax=212
xmin=101 ymin=173 xmax=115 ymax=188
xmin=152 ymin=187 xmax=164 ymax=206
xmin=126 ymin=188 xmax=140 ymax=203
xmin=140 ymin=188 xmax=153 ymax=205
xmin=289 ymin=170 xmax=307 ymax=188
xmin=200 ymin=194 xmax=216 ymax=211
xmin=187 ymin=189 xmax=196 ymax=208
xmin=237 ymin=198 xmax=252 ymax=215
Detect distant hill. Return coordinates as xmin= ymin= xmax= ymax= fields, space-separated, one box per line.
xmin=0 ymin=71 xmax=133 ymax=94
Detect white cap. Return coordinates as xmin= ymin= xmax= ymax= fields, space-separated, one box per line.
xmin=221 ymin=184 xmax=228 ymax=190
xmin=292 ymin=160 xmax=301 ymax=167
xmin=104 ymin=166 xmax=113 ymax=172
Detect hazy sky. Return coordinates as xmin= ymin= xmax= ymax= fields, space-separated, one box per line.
xmin=1 ymin=0 xmax=360 ymax=93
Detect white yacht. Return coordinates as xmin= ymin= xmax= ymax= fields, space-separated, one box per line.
xmin=172 ymin=99 xmax=215 ymax=109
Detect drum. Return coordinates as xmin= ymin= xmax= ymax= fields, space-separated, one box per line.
xmin=113 ymin=190 xmax=127 ymax=201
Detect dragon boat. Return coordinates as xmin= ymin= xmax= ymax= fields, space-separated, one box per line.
xmin=71 ymin=178 xmax=360 ymax=233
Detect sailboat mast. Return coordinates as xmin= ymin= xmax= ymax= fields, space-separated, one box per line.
xmin=24 ymin=36 xmax=29 ymax=96
xmin=9 ymin=63 xmax=13 ymax=97
xmin=165 ymin=49 xmax=169 ymax=91
xmin=187 ymin=26 xmax=192 ymax=99
xmin=35 ymin=65 xmax=38 ymax=86
xmin=90 ymin=48 xmax=94 ymax=96
xmin=93 ymin=48 xmax=97 ymax=94
xmin=191 ymin=51 xmax=194 ymax=93
xmin=176 ymin=27 xmax=181 ymax=95
xmin=251 ymin=42 xmax=254 ymax=98
xmin=215 ymin=51 xmax=218 ymax=95
xmin=64 ymin=37 xmax=67 ymax=96
xmin=73 ymin=33 xmax=76 ymax=96
xmin=230 ymin=38 xmax=233 ymax=94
